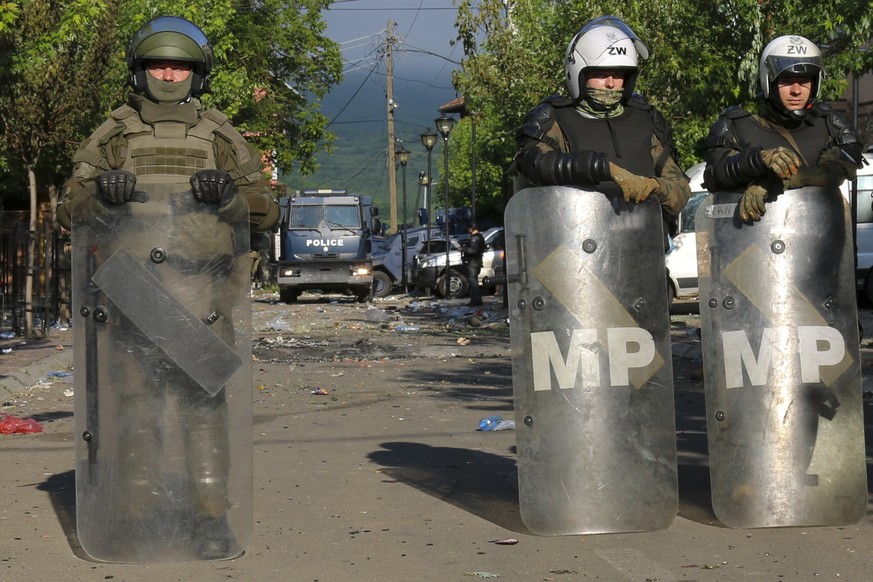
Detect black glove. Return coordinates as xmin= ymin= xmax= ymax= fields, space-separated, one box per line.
xmin=190 ymin=169 xmax=238 ymax=206
xmin=96 ymin=170 xmax=137 ymax=204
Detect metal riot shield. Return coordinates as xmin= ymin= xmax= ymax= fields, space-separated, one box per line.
xmin=696 ymin=186 xmax=867 ymax=528
xmin=71 ymin=183 xmax=252 ymax=561
xmin=506 ymin=186 xmax=677 ymax=535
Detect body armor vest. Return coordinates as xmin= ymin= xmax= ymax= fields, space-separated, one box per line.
xmin=112 ymin=105 xmax=221 ymax=188
xmin=729 ymin=114 xmax=829 ymax=166
xmin=109 ymin=105 xmax=234 ymax=266
xmin=554 ymin=105 xmax=656 ymax=176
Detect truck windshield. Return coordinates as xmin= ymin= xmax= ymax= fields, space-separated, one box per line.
xmin=324 ymin=205 xmax=361 ymax=228
xmin=288 ymin=204 xmax=361 ymax=229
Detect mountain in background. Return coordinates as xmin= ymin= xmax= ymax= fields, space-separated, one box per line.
xmin=279 ymin=68 xmax=457 ymax=218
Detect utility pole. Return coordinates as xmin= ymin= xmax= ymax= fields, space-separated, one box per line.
xmin=386 ymin=20 xmax=398 ymax=232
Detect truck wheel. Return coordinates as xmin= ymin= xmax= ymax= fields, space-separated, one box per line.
xmin=280 ymin=288 xmax=299 ymax=304
xmin=372 ymin=271 xmax=393 ymax=298
xmin=437 ymin=269 xmax=469 ymax=298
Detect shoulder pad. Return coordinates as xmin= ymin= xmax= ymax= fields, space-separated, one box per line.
xmin=720 ymin=105 xmax=750 ymax=119
xmin=516 ymin=101 xmax=559 ymax=143
xmin=202 ymin=108 xmax=230 ymax=125
xmin=812 ymin=101 xmax=834 ymax=114
xmin=820 ymin=106 xmax=862 ymax=146
xmin=704 ymin=116 xmax=738 ymax=149
xmin=543 ymin=94 xmax=574 ymax=108
xmin=626 ymin=93 xmax=652 ymax=110
xmin=87 ymin=110 xmax=130 ymax=147
xmin=110 ymin=104 xmax=138 ymax=121
xmin=649 ymin=106 xmax=674 ymax=148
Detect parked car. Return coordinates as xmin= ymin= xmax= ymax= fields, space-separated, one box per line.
xmin=665 ymin=162 xmax=707 ymax=301
xmin=411 ymin=227 xmax=505 ymax=298
xmin=371 ymin=226 xmax=445 ymax=298
xmin=666 ymin=154 xmax=873 ymax=304
xmin=850 ymin=153 xmax=873 ymax=301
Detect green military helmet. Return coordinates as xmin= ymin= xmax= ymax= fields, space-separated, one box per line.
xmin=126 ymin=16 xmax=214 ymax=97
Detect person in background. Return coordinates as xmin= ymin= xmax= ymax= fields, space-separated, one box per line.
xmin=463 ymin=223 xmax=485 ymax=307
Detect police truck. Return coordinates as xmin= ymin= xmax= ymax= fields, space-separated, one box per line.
xmin=274 ymin=189 xmax=380 ymax=303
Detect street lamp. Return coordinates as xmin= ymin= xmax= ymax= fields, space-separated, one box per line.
xmin=434 ymin=114 xmax=454 ymax=298
xmin=395 ymin=143 xmax=411 ymax=292
xmin=420 ymin=128 xmax=438 ymax=254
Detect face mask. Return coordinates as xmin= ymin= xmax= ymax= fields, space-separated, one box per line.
xmin=579 ymin=88 xmax=624 ymax=118
xmin=587 ymin=88 xmax=622 ymax=108
xmin=145 ymin=74 xmax=193 ymax=103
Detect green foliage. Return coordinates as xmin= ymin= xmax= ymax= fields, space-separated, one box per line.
xmin=0 ymin=2 xmax=21 ymax=34
xmin=452 ymin=0 xmax=873 ymax=219
xmin=0 ymin=0 xmax=341 ymax=205
xmin=0 ymin=0 xmax=117 ymax=202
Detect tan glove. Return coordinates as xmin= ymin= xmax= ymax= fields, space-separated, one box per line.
xmin=609 ymin=162 xmax=660 ymax=203
xmin=760 ymin=147 xmax=801 ymax=180
xmin=738 ymin=183 xmax=768 ymax=222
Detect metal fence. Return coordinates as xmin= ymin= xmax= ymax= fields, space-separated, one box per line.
xmin=0 ymin=207 xmax=69 ymax=337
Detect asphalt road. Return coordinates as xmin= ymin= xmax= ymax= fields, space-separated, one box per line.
xmin=0 ymin=291 xmax=871 ymax=581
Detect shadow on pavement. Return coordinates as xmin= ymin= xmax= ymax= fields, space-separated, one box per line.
xmin=368 ymin=441 xmax=530 ymax=534
xmin=36 ymin=470 xmax=91 ymax=561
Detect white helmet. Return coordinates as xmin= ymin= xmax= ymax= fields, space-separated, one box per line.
xmin=565 ymin=16 xmax=648 ymax=101
xmin=759 ymin=35 xmax=823 ymax=115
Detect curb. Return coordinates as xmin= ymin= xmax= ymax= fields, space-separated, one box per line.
xmin=0 ymin=349 xmax=74 ymax=399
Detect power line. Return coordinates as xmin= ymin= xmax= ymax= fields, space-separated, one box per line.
xmin=327 ymin=60 xmax=381 ymax=127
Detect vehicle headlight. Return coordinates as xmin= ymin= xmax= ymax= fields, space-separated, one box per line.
xmin=351 ymin=265 xmax=371 ymax=276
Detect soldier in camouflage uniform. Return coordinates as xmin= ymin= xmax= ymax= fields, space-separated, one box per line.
xmin=59 ymin=16 xmax=278 ymax=561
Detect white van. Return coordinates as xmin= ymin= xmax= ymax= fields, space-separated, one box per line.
xmin=850 ymin=153 xmax=873 ymax=301
xmin=665 ymin=162 xmax=707 ymax=300
xmin=665 ymin=155 xmax=873 ymax=303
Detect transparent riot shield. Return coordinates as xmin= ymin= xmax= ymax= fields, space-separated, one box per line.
xmin=696 ymin=186 xmax=866 ymax=528
xmin=71 ymin=184 xmax=252 ymax=561
xmin=505 ymin=186 xmax=677 ymax=535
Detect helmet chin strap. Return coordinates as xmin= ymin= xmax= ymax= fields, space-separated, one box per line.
xmin=145 ymin=75 xmax=193 ymax=104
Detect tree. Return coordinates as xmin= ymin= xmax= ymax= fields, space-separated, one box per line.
xmin=452 ymin=0 xmax=873 ymax=217
xmin=0 ymin=0 xmax=117 ymax=335
xmin=218 ymin=0 xmax=342 ymax=176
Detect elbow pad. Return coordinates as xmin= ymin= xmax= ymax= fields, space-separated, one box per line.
xmin=518 ymin=147 xmax=610 ymax=186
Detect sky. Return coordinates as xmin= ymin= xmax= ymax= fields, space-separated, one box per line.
xmin=320 ymin=0 xmax=463 ymax=141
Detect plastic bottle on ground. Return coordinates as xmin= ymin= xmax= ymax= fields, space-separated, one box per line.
xmin=478 ymin=415 xmax=503 ymax=431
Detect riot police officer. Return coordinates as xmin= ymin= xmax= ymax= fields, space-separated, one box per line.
xmin=703 ymin=34 xmax=865 ymax=221
xmin=514 ymin=15 xmax=690 ymax=236
xmin=695 ymin=34 xmax=868 ymax=528
xmin=505 ymin=16 xmax=684 ymax=535
xmin=59 ymin=16 xmax=278 ymax=561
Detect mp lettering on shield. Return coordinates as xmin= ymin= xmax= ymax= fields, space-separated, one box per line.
xmin=530 ymin=327 xmax=656 ymax=390
xmin=721 ymin=325 xmax=846 ymax=388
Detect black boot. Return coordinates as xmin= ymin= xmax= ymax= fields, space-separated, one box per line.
xmin=193 ymin=516 xmax=240 ymax=560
